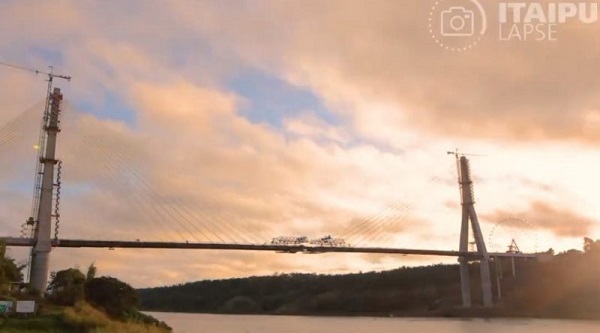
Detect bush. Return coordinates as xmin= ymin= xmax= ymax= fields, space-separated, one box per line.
xmin=47 ymin=269 xmax=86 ymax=306
xmin=85 ymin=277 xmax=138 ymax=318
xmin=0 ymin=241 xmax=23 ymax=296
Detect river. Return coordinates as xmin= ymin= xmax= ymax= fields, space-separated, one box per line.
xmin=147 ymin=312 xmax=600 ymax=333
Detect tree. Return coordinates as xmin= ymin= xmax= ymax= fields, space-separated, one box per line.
xmin=0 ymin=240 xmax=23 ymax=295
xmin=86 ymin=263 xmax=97 ymax=281
xmin=47 ymin=268 xmax=86 ymax=306
xmin=85 ymin=276 xmax=139 ymax=318
xmin=583 ymin=237 xmax=600 ymax=253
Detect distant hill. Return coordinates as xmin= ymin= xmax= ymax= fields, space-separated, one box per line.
xmin=139 ymin=239 xmax=600 ymax=319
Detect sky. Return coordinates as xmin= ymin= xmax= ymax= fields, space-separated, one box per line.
xmin=0 ymin=0 xmax=599 ymax=288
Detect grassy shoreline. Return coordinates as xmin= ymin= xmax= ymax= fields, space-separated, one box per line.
xmin=1 ymin=303 xmax=171 ymax=333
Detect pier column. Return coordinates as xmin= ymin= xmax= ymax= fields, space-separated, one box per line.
xmin=459 ymin=205 xmax=471 ymax=307
xmin=30 ymin=88 xmax=62 ymax=292
xmin=457 ymin=156 xmax=493 ymax=307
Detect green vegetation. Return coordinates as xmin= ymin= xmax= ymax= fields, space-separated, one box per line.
xmin=47 ymin=268 xmax=86 ymax=306
xmin=0 ymin=246 xmax=171 ymax=333
xmin=85 ymin=276 xmax=139 ymax=318
xmin=0 ymin=240 xmax=24 ymax=295
xmin=140 ymin=238 xmax=600 ymax=319
xmin=0 ymin=303 xmax=170 ymax=333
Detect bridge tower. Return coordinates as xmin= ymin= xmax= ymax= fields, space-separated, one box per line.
xmin=455 ymin=155 xmax=493 ymax=307
xmin=28 ymin=73 xmax=68 ymax=292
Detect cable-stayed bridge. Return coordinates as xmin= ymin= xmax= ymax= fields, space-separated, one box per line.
xmin=1 ymin=237 xmax=533 ymax=259
xmin=0 ymin=73 xmax=538 ymax=308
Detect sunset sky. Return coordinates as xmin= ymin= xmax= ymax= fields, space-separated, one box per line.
xmin=1 ymin=0 xmax=599 ymax=288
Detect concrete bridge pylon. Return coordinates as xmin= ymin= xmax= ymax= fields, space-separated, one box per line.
xmin=29 ymin=85 xmax=64 ymax=293
xmin=454 ymin=154 xmax=493 ymax=308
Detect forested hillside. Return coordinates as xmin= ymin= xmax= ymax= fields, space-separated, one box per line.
xmin=139 ymin=238 xmax=600 ymax=319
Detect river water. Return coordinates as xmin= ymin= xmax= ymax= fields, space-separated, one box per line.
xmin=147 ymin=312 xmax=600 ymax=333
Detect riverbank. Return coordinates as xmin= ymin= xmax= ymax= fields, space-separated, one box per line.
xmin=140 ymin=243 xmax=600 ymax=321
xmin=0 ymin=303 xmax=171 ymax=333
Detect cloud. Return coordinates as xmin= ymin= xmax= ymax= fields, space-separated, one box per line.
xmin=482 ymin=200 xmax=596 ymax=238
xmin=172 ymin=0 xmax=600 ymax=144
xmin=57 ymin=79 xmax=439 ymax=243
xmin=5 ymin=1 xmax=600 ymax=144
xmin=0 ymin=72 xmax=47 ymax=122
xmin=284 ymin=117 xmax=347 ymax=145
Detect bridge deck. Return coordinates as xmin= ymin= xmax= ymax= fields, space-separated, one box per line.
xmin=0 ymin=237 xmax=537 ymax=259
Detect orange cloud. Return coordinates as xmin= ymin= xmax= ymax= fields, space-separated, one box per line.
xmin=482 ymin=200 xmax=596 ymax=238
xmin=171 ymin=1 xmax=600 ymax=144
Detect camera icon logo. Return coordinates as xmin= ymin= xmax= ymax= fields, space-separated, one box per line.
xmin=428 ymin=0 xmax=488 ymax=51
xmin=441 ymin=7 xmax=475 ymax=37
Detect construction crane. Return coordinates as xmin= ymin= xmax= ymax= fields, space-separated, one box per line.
xmin=0 ymin=60 xmax=71 ymax=82
xmin=447 ymin=148 xmax=487 ymax=157
xmin=447 ymin=148 xmax=487 ymax=198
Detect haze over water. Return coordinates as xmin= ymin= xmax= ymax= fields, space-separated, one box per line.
xmin=148 ymin=312 xmax=600 ymax=333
